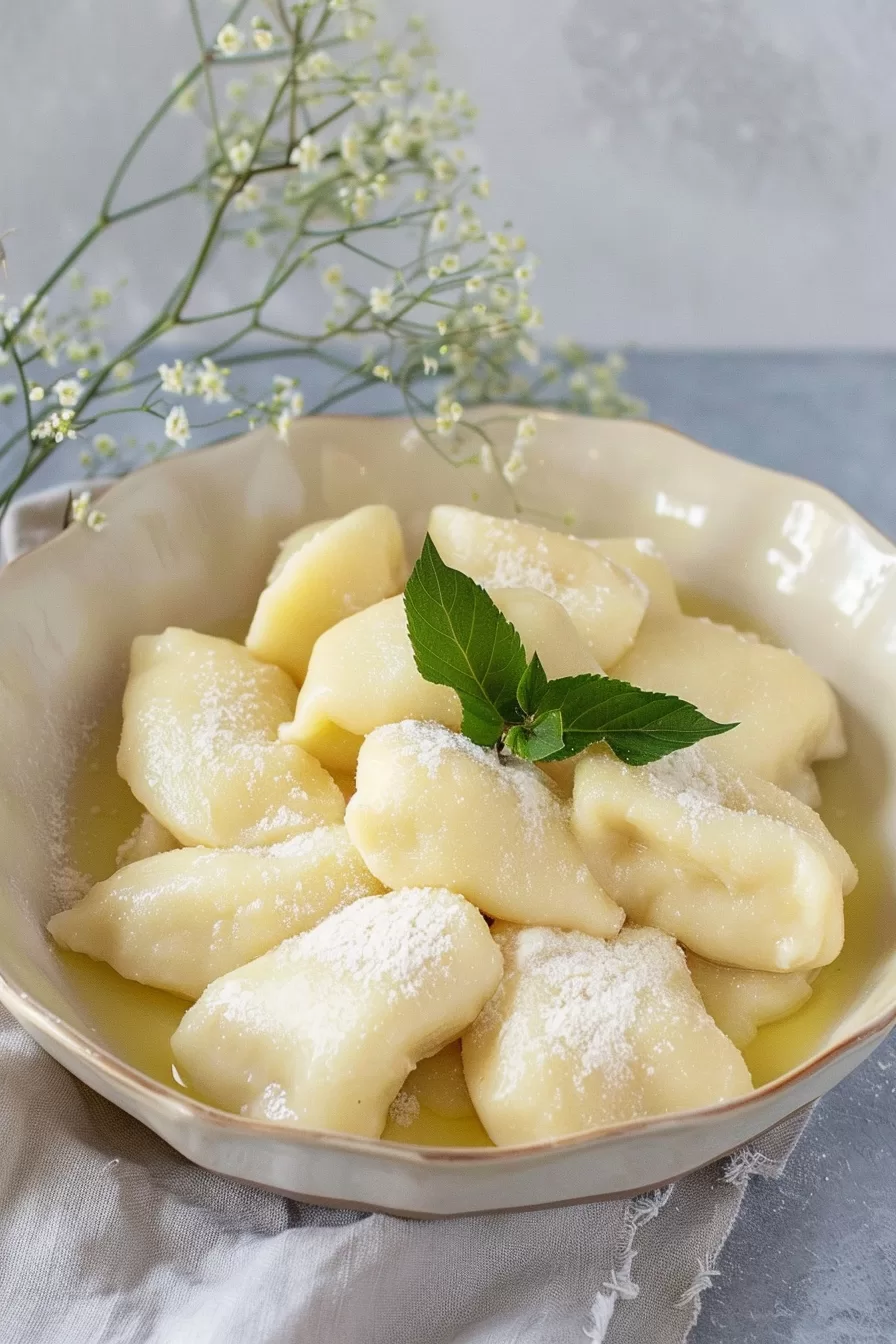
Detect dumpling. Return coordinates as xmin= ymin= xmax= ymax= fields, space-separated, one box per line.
xmin=281 ymin=596 xmax=460 ymax=775
xmin=115 ymin=812 xmax=179 ymax=868
xmin=47 ymin=826 xmax=382 ymax=1000
xmin=463 ymin=923 xmax=752 ymax=1145
xmin=280 ymin=587 xmax=598 ymax=776
xmin=171 ymin=887 xmax=503 ymax=1138
xmin=346 ymin=720 xmax=623 ymax=938
xmin=611 ymin=614 xmax=845 ymax=805
xmin=685 ymin=953 xmax=813 ymax=1049
xmin=118 ymin=628 xmax=345 ymax=848
xmin=585 ymin=538 xmax=680 ymax=618
xmin=246 ymin=505 xmax=407 ymax=682
xmin=571 ymin=747 xmax=856 ymax=972
xmin=428 ymin=506 xmax=647 ymax=666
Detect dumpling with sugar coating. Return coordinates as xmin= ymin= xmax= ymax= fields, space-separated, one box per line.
xmin=118 ymin=628 xmax=345 ymax=848
xmin=611 ymin=614 xmax=845 ymax=805
xmin=428 ymin=506 xmax=647 ymax=666
xmin=463 ymin=923 xmax=752 ymax=1145
xmin=246 ymin=505 xmax=407 ymax=682
xmin=47 ymin=825 xmax=382 ymax=999
xmin=572 ymin=747 xmax=856 ymax=972
xmin=346 ymin=720 xmax=623 ymax=938
xmin=685 ymin=953 xmax=813 ymax=1049
xmin=171 ymin=887 xmax=503 ymax=1137
xmin=281 ymin=586 xmax=599 ymax=775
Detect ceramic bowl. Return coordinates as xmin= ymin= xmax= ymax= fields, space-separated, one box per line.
xmin=1 ymin=410 xmax=894 ymax=1217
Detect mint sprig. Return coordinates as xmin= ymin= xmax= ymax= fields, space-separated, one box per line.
xmin=405 ymin=534 xmax=737 ymax=766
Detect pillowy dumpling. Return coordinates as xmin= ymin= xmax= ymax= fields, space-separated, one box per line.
xmin=47 ymin=826 xmax=382 ymax=1000
xmin=246 ymin=505 xmax=407 ymax=682
xmin=118 ymin=628 xmax=344 ymax=848
xmin=346 ymin=721 xmax=623 ymax=938
xmin=586 ymin=538 xmax=680 ymax=619
xmin=463 ymin=923 xmax=752 ymax=1145
xmin=171 ymin=887 xmax=503 ymax=1138
xmin=428 ymin=506 xmax=647 ymax=666
xmin=685 ymin=953 xmax=813 ymax=1049
xmin=611 ymin=614 xmax=845 ymax=805
xmin=280 ymin=587 xmax=599 ymax=776
xmin=572 ymin=747 xmax=856 ymax=972
xmin=115 ymin=812 xmax=179 ymax=868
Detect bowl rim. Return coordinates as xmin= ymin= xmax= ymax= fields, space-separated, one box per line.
xmin=2 ymin=407 xmax=895 ymax=1164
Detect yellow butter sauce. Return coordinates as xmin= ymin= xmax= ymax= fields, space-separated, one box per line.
xmin=56 ymin=595 xmax=886 ymax=1141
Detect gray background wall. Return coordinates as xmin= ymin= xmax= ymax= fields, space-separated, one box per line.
xmin=2 ymin=0 xmax=895 ymax=347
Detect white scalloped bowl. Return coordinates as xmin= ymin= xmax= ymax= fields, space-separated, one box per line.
xmin=1 ymin=410 xmax=894 ymax=1217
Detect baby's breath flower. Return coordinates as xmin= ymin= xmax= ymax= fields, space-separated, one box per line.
xmin=381 ymin=121 xmax=408 ymax=159
xmin=70 ymin=491 xmax=92 ymax=524
xmin=195 ymin=357 xmax=230 ymax=405
xmin=413 ymin=186 xmax=429 ymax=202
xmin=350 ymin=186 xmax=372 ymax=219
xmin=472 ymin=176 xmax=490 ymax=198
xmin=243 ymin=228 xmax=262 ymax=248
xmin=90 ymin=286 xmax=112 ymax=309
xmin=112 ymin=360 xmax=134 ymax=383
xmin=435 ymin=415 xmax=454 ymax=436
xmin=322 ymin=263 xmax=344 ymax=290
xmin=422 ymin=355 xmax=439 ymax=375
xmin=93 ymin=433 xmax=117 ymax=458
xmin=431 ymin=156 xmax=454 ymax=182
xmin=28 ymin=385 xmax=45 ymax=402
xmin=234 ymin=182 xmax=264 ymax=212
xmin=273 ymin=408 xmax=293 ymax=440
xmin=53 ymin=377 xmax=82 ymax=408
xmin=164 ymin=405 xmax=191 ymax=448
xmin=3 ymin=308 xmax=21 ymax=331
xmin=228 ymin=139 xmax=254 ymax=173
xmin=289 ymin=390 xmax=305 ymax=417
xmin=174 ymin=82 xmax=198 ymax=115
xmin=510 ymin=234 xmax=527 ymax=252
xmin=251 ymin=17 xmax=274 ymax=50
xmin=488 ymin=231 xmax=509 ymax=253
xmin=522 ymin=304 xmax=543 ymax=330
xmin=491 ymin=283 xmax=512 ymax=309
xmin=440 ymin=253 xmax=460 ymax=274
xmin=426 ymin=265 xmax=441 ymax=280
xmin=290 ymin=134 xmax=323 ymax=174
xmin=372 ymin=364 xmax=392 ymax=381
xmin=514 ymin=413 xmax=537 ymax=445
xmin=369 ymin=286 xmax=394 ymax=317
xmin=502 ymin=445 xmax=528 ymax=485
xmin=340 ymin=123 xmax=364 ymax=167
xmin=298 ymin=51 xmax=334 ymax=80
xmin=479 ymin=443 xmax=495 ymax=473
xmin=430 ymin=210 xmax=449 ymax=239
xmin=371 ymin=173 xmax=390 ymax=200
xmin=465 ymin=274 xmax=484 ymax=294
xmin=514 ymin=261 xmax=536 ymax=284
xmin=215 ymin=23 xmax=245 ymax=57
xmin=0 ymin=383 xmax=16 ymax=405
xmin=158 ymin=359 xmax=192 ymax=395
xmin=436 ymin=319 xmax=448 ymax=335
xmin=457 ymin=218 xmax=483 ymax=242
xmin=86 ymin=509 xmax=107 ymax=532
xmin=352 ymin=88 xmax=376 ymax=107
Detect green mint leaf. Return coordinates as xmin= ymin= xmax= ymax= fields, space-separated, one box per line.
xmin=505 ymin=708 xmax=565 ymax=762
xmin=516 ymin=651 xmax=548 ymax=715
xmin=531 ymin=673 xmax=737 ymax=766
xmin=405 ymin=534 xmax=527 ymax=748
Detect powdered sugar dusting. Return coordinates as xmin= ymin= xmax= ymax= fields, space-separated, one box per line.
xmin=388 ymin=1090 xmax=421 ymax=1127
xmin=477 ymin=924 xmax=689 ymax=1094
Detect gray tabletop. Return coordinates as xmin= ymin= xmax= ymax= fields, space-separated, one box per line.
xmin=4 ymin=351 xmax=895 ymax=1340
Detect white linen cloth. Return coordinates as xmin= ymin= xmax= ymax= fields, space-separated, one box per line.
xmin=0 ymin=484 xmax=811 ymax=1344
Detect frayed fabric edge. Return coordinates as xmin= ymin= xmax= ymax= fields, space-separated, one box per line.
xmin=584 ymin=1186 xmax=674 ymax=1342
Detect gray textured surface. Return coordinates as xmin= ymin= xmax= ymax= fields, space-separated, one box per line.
xmin=4 ymin=352 xmax=895 ymax=1339
xmin=2 ymin=1 xmax=896 ymax=345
